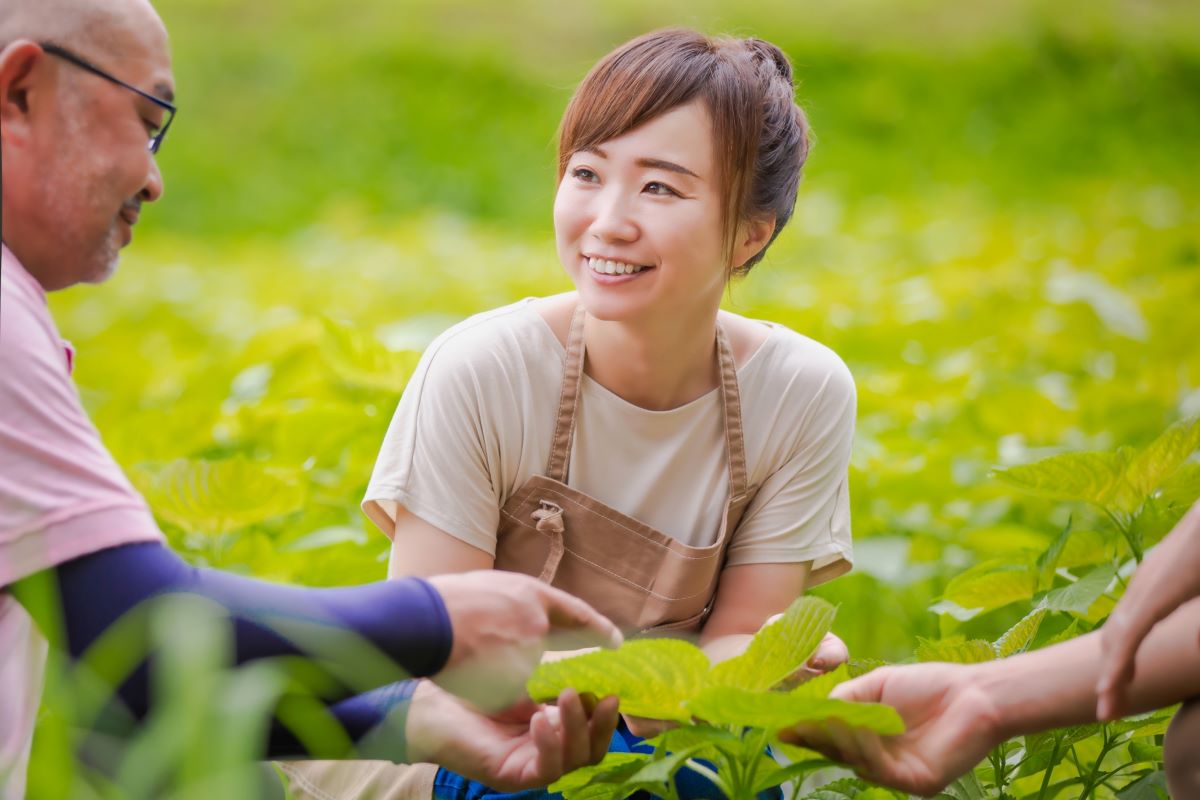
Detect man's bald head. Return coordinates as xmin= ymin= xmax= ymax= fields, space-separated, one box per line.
xmin=0 ymin=0 xmax=166 ymax=59
xmin=0 ymin=0 xmax=172 ymax=291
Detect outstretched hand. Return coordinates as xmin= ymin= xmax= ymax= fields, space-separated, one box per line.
xmin=1098 ymin=500 xmax=1200 ymax=721
xmin=779 ymin=663 xmax=1004 ymax=798
xmin=407 ymin=681 xmax=620 ymax=792
xmin=428 ymin=571 xmax=623 ymax=710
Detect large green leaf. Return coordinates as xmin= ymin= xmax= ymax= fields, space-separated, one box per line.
xmin=915 ymin=637 xmax=996 ymax=664
xmin=993 ymin=451 xmax=1139 ymax=512
xmin=549 ymin=753 xmax=649 ymax=800
xmin=707 ymin=596 xmax=837 ymax=691
xmin=1042 ymin=563 xmax=1116 ymax=614
xmin=321 ymin=318 xmax=421 ymax=394
xmin=1126 ymin=417 xmax=1200 ymax=497
xmin=940 ymin=561 xmax=1036 ymax=615
xmin=994 ymin=607 xmax=1048 ymax=657
xmin=527 ymin=639 xmax=709 ymax=721
xmin=133 ymin=457 xmax=307 ymax=535
xmin=686 ymin=686 xmax=905 ymax=734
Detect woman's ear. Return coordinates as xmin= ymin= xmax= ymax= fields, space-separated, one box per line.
xmin=731 ymin=214 xmax=777 ymax=270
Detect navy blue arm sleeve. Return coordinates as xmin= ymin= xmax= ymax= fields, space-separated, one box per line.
xmin=35 ymin=541 xmax=452 ymax=758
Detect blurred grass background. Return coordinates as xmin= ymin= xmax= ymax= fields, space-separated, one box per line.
xmin=48 ymin=0 xmax=1200 ymax=665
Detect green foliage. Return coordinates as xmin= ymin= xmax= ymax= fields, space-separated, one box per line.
xmin=533 ymin=597 xmax=900 ymax=800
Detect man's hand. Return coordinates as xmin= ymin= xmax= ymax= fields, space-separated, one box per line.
xmin=1098 ymin=500 xmax=1200 ymax=720
xmin=779 ymin=663 xmax=1004 ymax=798
xmin=428 ymin=571 xmax=623 ymax=710
xmin=406 ymin=681 xmax=620 ymax=792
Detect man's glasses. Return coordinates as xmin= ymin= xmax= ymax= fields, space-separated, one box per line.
xmin=40 ymin=42 xmax=176 ymax=154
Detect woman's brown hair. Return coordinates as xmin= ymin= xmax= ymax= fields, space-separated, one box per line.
xmin=557 ymin=28 xmax=811 ymax=275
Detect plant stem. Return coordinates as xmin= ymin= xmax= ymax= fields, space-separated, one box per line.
xmin=1035 ymin=737 xmax=1062 ymax=800
xmin=685 ymin=759 xmax=734 ymax=800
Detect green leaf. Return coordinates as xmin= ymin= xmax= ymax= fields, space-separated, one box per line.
xmin=789 ymin=663 xmax=853 ymax=699
xmin=686 ymin=686 xmax=905 ymax=734
xmin=549 ymin=753 xmax=648 ymax=797
xmin=1128 ymin=739 xmax=1164 ymax=764
xmin=1057 ymin=529 xmax=1116 ymax=570
xmin=994 ymin=450 xmax=1127 ymax=502
xmin=133 ymin=457 xmax=306 ymax=535
xmin=940 ymin=561 xmax=1036 ymax=615
xmin=994 ymin=607 xmax=1048 ymax=657
xmin=915 ymin=636 xmax=996 ymax=664
xmin=1126 ymin=417 xmax=1200 ymax=497
xmin=751 ymin=759 xmax=829 ymax=795
xmin=707 ymin=596 xmax=837 ymax=691
xmin=1116 ymin=770 xmax=1169 ymax=800
xmin=1036 ymin=521 xmax=1073 ymax=592
xmin=1159 ymin=463 xmax=1200 ymax=510
xmin=282 ymin=526 xmax=368 ymax=552
xmin=527 ymin=639 xmax=709 ymax=721
xmin=321 ymin=317 xmax=421 ymax=394
xmin=619 ymin=744 xmax=707 ymax=792
xmin=644 ymin=725 xmax=744 ymax=764
xmin=1042 ymin=563 xmax=1116 ymax=614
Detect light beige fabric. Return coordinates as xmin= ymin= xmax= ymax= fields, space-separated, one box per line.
xmin=278 ymin=761 xmax=436 ymax=800
xmin=365 ymin=298 xmax=854 ymax=581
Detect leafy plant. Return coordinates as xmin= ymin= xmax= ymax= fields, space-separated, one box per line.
xmin=527 ymin=597 xmax=902 ymax=800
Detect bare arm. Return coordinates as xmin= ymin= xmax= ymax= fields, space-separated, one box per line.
xmin=386 ymin=507 xmax=494 ymax=579
xmin=785 ymin=598 xmax=1200 ymax=797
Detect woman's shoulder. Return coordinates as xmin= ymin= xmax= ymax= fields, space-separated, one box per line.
xmin=421 ymin=298 xmax=559 ymax=373
xmin=728 ymin=312 xmax=856 ymax=402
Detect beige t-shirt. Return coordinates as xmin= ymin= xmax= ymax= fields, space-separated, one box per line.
xmin=364 ymin=299 xmax=854 ymax=584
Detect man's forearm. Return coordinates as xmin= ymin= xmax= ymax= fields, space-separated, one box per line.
xmin=982 ymin=597 xmax=1200 ymax=739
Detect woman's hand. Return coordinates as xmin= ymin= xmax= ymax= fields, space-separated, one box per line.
xmin=1098 ymin=500 xmax=1200 ymax=720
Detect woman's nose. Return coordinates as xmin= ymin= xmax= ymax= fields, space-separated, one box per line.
xmin=588 ymin=190 xmax=639 ymax=244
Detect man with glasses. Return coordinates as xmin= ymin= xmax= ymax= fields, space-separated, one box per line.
xmin=0 ymin=1 xmax=620 ymax=797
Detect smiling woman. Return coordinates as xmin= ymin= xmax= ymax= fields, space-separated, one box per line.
xmin=283 ymin=27 xmax=856 ymax=800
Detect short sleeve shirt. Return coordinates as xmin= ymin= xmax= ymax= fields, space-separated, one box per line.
xmin=365 ymin=299 xmax=854 ymax=585
xmin=0 ymin=244 xmax=163 ymax=800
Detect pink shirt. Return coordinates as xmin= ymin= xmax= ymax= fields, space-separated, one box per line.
xmin=0 ymin=244 xmax=162 ymax=799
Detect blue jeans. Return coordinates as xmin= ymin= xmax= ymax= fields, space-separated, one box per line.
xmin=432 ymin=719 xmax=785 ymax=800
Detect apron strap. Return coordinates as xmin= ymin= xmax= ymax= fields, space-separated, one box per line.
xmin=546 ymin=304 xmax=587 ymax=482
xmin=546 ymin=305 xmax=749 ymax=499
xmin=715 ymin=321 xmax=750 ymax=499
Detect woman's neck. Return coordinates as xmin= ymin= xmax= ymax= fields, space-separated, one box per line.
xmin=582 ymin=306 xmax=721 ymax=411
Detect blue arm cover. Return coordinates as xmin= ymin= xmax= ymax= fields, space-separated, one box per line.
xmin=41 ymin=541 xmax=452 ymax=759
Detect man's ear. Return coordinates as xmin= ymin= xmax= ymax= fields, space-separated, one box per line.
xmin=0 ymin=41 xmax=48 ymax=145
xmin=731 ymin=214 xmax=777 ymax=271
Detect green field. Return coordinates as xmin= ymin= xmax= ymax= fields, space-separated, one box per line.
xmin=30 ymin=0 xmax=1200 ymax=796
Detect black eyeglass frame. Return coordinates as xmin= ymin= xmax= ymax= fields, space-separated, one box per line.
xmin=39 ymin=42 xmax=176 ymax=154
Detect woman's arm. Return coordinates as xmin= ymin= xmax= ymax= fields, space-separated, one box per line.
xmin=699 ymin=562 xmax=846 ymax=669
xmin=386 ymin=507 xmax=494 ymax=579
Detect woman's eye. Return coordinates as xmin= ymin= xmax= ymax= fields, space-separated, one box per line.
xmin=571 ymin=167 xmax=598 ymax=183
xmin=143 ymin=119 xmax=161 ymax=136
xmin=645 ymin=181 xmax=679 ymax=197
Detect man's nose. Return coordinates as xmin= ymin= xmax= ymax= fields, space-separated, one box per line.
xmin=141 ymin=154 xmax=165 ymax=203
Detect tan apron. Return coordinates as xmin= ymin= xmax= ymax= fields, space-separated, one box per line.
xmin=281 ymin=306 xmax=756 ymax=798
xmin=493 ymin=304 xmax=757 ymax=634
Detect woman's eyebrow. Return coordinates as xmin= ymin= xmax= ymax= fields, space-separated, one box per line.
xmin=577 ymin=147 xmax=700 ymax=179
xmin=636 ymin=157 xmax=700 ymax=179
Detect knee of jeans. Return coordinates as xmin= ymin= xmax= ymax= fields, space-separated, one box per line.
xmin=1165 ymin=698 xmax=1200 ymax=798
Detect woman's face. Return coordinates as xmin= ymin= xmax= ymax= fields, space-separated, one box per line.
xmin=553 ymin=100 xmax=732 ymax=325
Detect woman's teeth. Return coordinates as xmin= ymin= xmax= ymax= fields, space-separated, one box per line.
xmin=588 ymin=257 xmax=648 ymax=276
